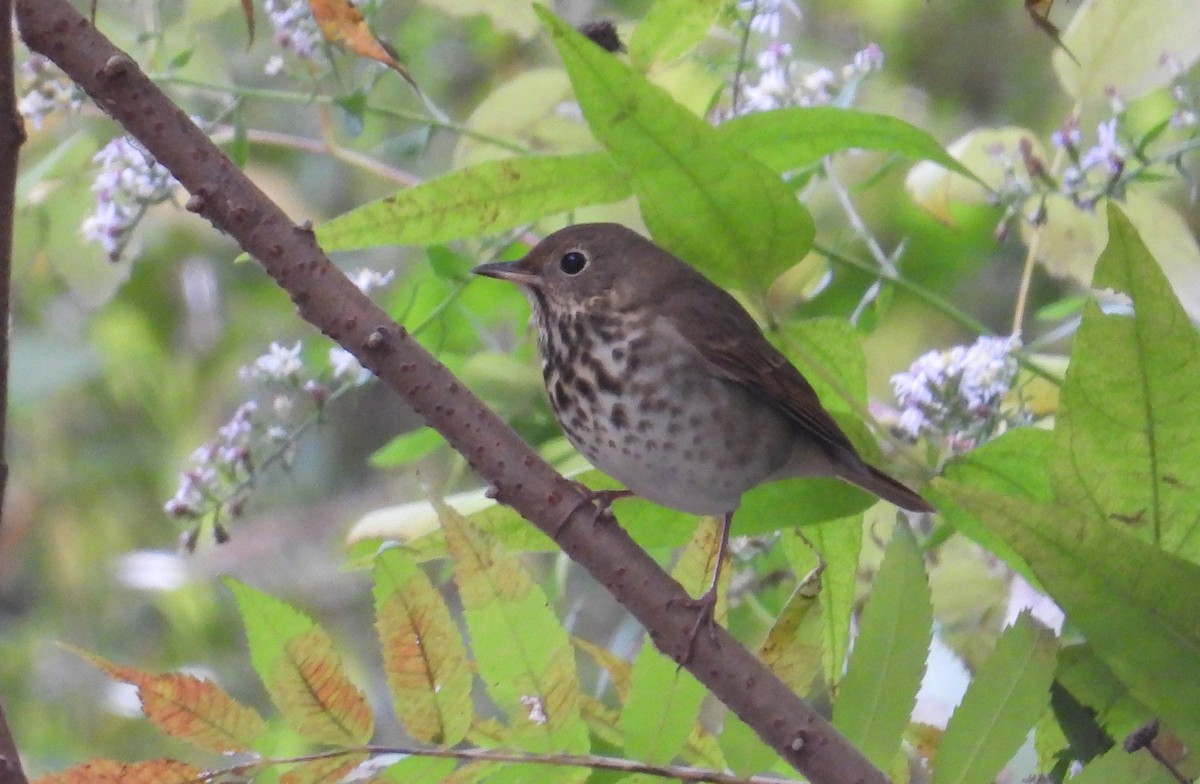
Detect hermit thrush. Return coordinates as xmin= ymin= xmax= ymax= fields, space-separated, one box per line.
xmin=474 ymin=223 xmax=932 ymax=639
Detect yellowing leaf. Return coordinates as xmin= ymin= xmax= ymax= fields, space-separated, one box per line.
xmin=226 ymin=578 xmax=374 ymax=746
xmin=309 ymin=0 xmax=417 ymax=87
xmin=759 ymin=567 xmax=825 ymax=694
xmin=438 ymin=500 xmax=588 ymax=754
xmin=32 ymin=759 xmax=201 ymax=784
xmin=280 ymin=754 xmax=366 ymax=784
xmin=414 ymin=0 xmax=538 ymax=39
xmin=906 ymin=127 xmax=1043 ymax=224
xmin=572 ymin=636 xmax=632 ymax=701
xmin=722 ymin=565 xmax=825 ymax=776
xmin=453 ymin=69 xmax=592 ymax=166
xmin=374 ymin=547 xmax=472 ymax=746
xmin=71 ymin=648 xmax=267 ymax=754
xmin=1024 ymin=193 xmax=1200 ymax=321
xmin=1052 ymin=0 xmax=1200 ymax=102
xmin=273 ymin=628 xmax=375 ymax=745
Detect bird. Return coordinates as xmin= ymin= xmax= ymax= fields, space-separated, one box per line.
xmin=474 ymin=223 xmax=933 ymax=647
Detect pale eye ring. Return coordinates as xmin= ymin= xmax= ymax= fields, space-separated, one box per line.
xmin=559 ymin=250 xmax=588 ymax=275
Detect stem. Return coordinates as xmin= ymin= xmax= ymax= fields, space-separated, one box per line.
xmin=1011 ymin=102 xmax=1077 ymax=335
xmin=822 ymin=157 xmax=903 ymax=324
xmin=813 ymin=241 xmax=1063 ymax=386
xmin=729 ymin=0 xmax=758 ymax=115
xmin=208 ymin=125 xmax=423 ymax=186
xmin=208 ymin=744 xmax=803 ymax=784
xmin=156 ymin=74 xmax=531 ymax=154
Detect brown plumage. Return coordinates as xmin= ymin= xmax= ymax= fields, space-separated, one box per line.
xmin=475 ymin=223 xmax=932 ymax=646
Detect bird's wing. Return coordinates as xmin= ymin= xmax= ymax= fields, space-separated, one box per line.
xmin=660 ymin=286 xmax=861 ymax=459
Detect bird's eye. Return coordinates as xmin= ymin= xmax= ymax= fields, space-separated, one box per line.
xmin=559 ymin=250 xmax=588 ymax=275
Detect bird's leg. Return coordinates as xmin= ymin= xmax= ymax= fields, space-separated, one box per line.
xmin=553 ymin=486 xmax=634 ymax=539
xmin=670 ymin=510 xmax=734 ymax=662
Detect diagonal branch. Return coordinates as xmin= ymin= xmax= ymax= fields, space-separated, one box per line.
xmin=14 ymin=4 xmax=887 ymax=783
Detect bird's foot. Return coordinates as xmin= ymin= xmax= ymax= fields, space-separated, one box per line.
xmin=553 ymin=486 xmax=634 ymax=539
xmin=669 ymin=587 xmax=722 ymax=664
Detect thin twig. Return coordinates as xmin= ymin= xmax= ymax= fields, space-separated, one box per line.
xmin=1011 ymin=103 xmax=1077 ymax=336
xmin=158 ymin=74 xmax=530 ymax=154
xmin=814 ymin=241 xmax=1063 ymax=386
xmin=208 ymin=744 xmax=802 ymax=784
xmin=729 ymin=0 xmax=758 ymax=115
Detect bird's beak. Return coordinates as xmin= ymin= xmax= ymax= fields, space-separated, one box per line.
xmin=472 ymin=259 xmax=540 ymax=287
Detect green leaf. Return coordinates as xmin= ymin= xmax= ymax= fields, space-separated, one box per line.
xmin=536 ymin=5 xmax=814 ymax=294
xmin=778 ymin=318 xmax=866 ymax=412
xmin=736 ymin=478 xmax=879 ymax=538
xmin=316 ymin=152 xmax=629 ymax=251
xmin=1068 ymin=744 xmax=1179 ymax=784
xmin=1052 ymin=203 xmax=1200 ymax=561
xmin=224 ymin=578 xmax=374 ymax=746
xmin=628 ymin=0 xmax=723 ymax=70
xmin=933 ymin=481 xmax=1200 ymax=745
xmin=933 ymin=613 xmax=1057 ymax=784
xmin=721 ymin=564 xmax=824 ymax=775
xmin=370 ymin=427 xmax=445 ymax=467
xmin=718 ymin=107 xmax=980 ymax=183
xmin=782 ymin=518 xmax=863 ymax=695
xmin=1056 ymin=643 xmax=1156 ymax=742
xmin=436 ymin=500 xmax=588 ymax=754
xmin=373 ymin=547 xmax=473 ymax=746
xmin=933 ymin=427 xmax=1052 ymax=582
xmin=1052 ymin=0 xmax=1200 ymax=102
xmin=833 ymin=522 xmax=931 ymax=769
xmin=620 ymin=519 xmax=724 ymax=764
xmin=377 ymin=756 xmax=458 ymax=783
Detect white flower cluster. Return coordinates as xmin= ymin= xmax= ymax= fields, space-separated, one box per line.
xmin=82 ymin=135 xmax=180 ymax=261
xmin=1053 ymin=115 xmax=1127 ymax=209
xmin=739 ymin=0 xmax=801 ymax=38
xmin=164 ymin=401 xmax=258 ymax=521
xmin=263 ymin=0 xmax=326 ymax=75
xmin=736 ymin=41 xmax=884 ymax=115
xmin=728 ymin=2 xmax=883 ymax=117
xmin=891 ymin=334 xmax=1026 ymax=455
xmin=1162 ymin=53 xmax=1200 ymax=129
xmin=166 ymin=327 xmax=388 ymax=539
xmin=16 ymin=53 xmax=84 ymax=130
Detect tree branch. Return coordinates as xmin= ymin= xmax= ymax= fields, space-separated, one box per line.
xmin=0 ymin=3 xmax=29 ymax=782
xmin=14 ymin=4 xmax=888 ymax=782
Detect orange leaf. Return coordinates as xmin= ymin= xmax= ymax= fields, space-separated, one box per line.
xmin=280 ymin=753 xmax=366 ymax=784
xmin=374 ymin=548 xmax=472 ymax=745
xmin=308 ymin=0 xmax=417 ymax=88
xmin=70 ymin=647 xmax=267 ymax=754
xmin=226 ymin=579 xmax=375 ymax=747
xmin=269 ymin=627 xmax=375 ymax=745
xmin=33 ymin=759 xmax=200 ymax=784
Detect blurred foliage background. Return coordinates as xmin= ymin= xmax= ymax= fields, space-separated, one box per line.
xmin=5 ymin=0 xmax=1197 ymax=775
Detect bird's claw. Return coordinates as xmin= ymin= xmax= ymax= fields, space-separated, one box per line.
xmin=669 ymin=588 xmax=722 ymax=664
xmin=553 ymin=485 xmax=634 ymax=539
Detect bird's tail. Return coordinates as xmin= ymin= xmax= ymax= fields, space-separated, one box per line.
xmin=839 ymin=463 xmax=935 ymax=513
